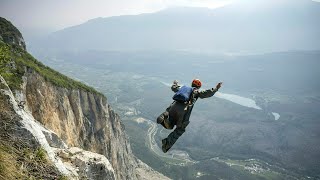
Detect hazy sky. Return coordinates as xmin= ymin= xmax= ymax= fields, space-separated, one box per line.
xmin=0 ymin=0 xmax=231 ymax=34
xmin=0 ymin=0 xmax=318 ymax=38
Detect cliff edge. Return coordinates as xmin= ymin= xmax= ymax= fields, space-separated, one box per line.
xmin=0 ymin=17 xmax=169 ymax=180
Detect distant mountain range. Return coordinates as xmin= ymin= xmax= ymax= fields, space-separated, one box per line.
xmin=31 ymin=0 xmax=320 ymax=53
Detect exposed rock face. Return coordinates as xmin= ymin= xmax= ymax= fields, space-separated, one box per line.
xmin=0 ymin=17 xmax=26 ymax=50
xmin=56 ymin=147 xmax=116 ymax=180
xmin=1 ymin=75 xmax=118 ymax=179
xmin=2 ymin=71 xmax=170 ymax=180
xmin=19 ymin=69 xmax=136 ymax=179
xmin=0 ymin=75 xmax=63 ymax=179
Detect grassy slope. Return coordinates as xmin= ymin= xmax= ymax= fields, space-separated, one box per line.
xmin=0 ymin=40 xmax=104 ymax=96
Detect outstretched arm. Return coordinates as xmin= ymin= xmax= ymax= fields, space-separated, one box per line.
xmin=171 ymin=80 xmax=180 ymax=93
xmin=197 ymin=82 xmax=222 ymax=99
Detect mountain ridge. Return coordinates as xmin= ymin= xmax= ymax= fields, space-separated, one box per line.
xmin=31 ymin=0 xmax=320 ymax=53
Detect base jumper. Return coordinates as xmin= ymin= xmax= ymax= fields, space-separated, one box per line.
xmin=157 ymin=79 xmax=222 ymax=153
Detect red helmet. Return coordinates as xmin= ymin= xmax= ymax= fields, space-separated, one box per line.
xmin=192 ymin=79 xmax=202 ymax=88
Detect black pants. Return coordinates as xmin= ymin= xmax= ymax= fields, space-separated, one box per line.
xmin=162 ymin=120 xmax=189 ymax=152
xmin=158 ymin=103 xmax=190 ymax=152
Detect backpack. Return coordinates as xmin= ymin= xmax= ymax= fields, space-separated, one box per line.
xmin=172 ymin=86 xmax=194 ymax=103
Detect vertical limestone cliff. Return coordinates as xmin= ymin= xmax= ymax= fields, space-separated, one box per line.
xmin=0 ymin=17 xmax=169 ymax=179
xmin=0 ymin=75 xmax=117 ymax=179
xmin=21 ymin=69 xmax=136 ymax=179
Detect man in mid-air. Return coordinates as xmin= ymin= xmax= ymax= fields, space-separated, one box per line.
xmin=157 ymin=79 xmax=222 ymax=153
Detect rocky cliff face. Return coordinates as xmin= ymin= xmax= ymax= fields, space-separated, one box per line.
xmin=0 ymin=17 xmax=26 ymax=50
xmin=0 ymin=75 xmax=117 ymax=179
xmin=0 ymin=17 xmax=168 ymax=180
xmin=20 ymin=69 xmax=137 ymax=179
xmin=0 ymin=75 xmax=62 ymax=179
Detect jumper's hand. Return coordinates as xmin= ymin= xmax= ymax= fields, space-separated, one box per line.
xmin=216 ymin=82 xmax=223 ymax=90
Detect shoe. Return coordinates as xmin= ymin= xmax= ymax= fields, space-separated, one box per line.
xmin=163 ymin=120 xmax=173 ymax=129
xmin=157 ymin=111 xmax=169 ymax=124
xmin=162 ymin=139 xmax=169 ymax=153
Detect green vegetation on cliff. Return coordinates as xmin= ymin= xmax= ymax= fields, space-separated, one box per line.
xmin=0 ymin=17 xmax=104 ymax=96
xmin=0 ymin=42 xmax=24 ymax=90
xmin=0 ymin=41 xmax=104 ymax=96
